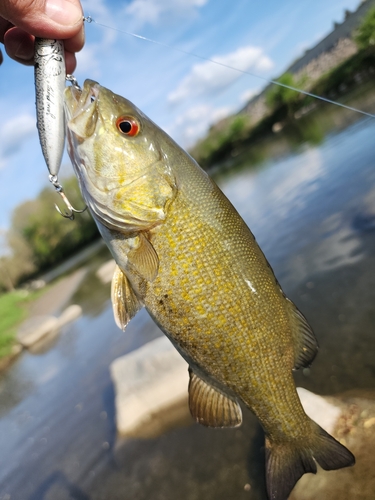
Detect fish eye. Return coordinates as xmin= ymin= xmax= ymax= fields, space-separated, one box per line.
xmin=116 ymin=116 xmax=140 ymax=137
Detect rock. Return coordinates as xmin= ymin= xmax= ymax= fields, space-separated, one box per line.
xmin=110 ymin=336 xmax=189 ymax=437
xmin=16 ymin=304 xmax=82 ymax=351
xmin=56 ymin=304 xmax=82 ymax=328
xmin=290 ymin=389 xmax=375 ymax=500
xmin=272 ymin=122 xmax=284 ymax=133
xmin=297 ymin=387 xmax=342 ymax=433
xmin=96 ymin=259 xmax=117 ymax=284
xmin=17 ymin=315 xmax=59 ymax=348
xmin=27 ymin=327 xmax=61 ymax=354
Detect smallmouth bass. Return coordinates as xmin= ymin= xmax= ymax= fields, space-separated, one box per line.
xmin=64 ymin=80 xmax=354 ymax=500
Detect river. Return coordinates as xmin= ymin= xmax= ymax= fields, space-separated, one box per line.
xmin=0 ymin=96 xmax=375 ymax=499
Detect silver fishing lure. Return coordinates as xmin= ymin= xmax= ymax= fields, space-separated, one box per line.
xmin=34 ymin=38 xmax=86 ymax=219
xmin=34 ymin=37 xmax=66 ymax=177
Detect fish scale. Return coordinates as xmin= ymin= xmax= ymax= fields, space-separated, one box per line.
xmin=64 ymin=80 xmax=355 ymax=500
xmin=144 ymin=179 xmax=303 ymax=429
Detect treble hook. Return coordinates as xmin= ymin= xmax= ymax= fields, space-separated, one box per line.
xmin=49 ymin=175 xmax=87 ymax=220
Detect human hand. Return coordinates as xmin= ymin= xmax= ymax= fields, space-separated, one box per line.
xmin=0 ymin=0 xmax=84 ymax=74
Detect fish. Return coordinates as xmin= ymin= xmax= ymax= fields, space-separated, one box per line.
xmin=64 ymin=79 xmax=355 ymax=500
xmin=34 ymin=38 xmax=66 ymax=179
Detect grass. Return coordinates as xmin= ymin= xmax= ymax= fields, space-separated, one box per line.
xmin=0 ymin=288 xmax=47 ymax=359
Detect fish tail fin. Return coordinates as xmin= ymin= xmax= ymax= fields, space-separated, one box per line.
xmin=265 ymin=420 xmax=355 ymax=500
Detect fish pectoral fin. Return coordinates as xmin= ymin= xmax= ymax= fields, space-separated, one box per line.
xmin=188 ymin=368 xmax=242 ymax=428
xmin=127 ymin=233 xmax=159 ymax=282
xmin=111 ymin=264 xmax=143 ymax=331
xmin=286 ymin=298 xmax=318 ymax=369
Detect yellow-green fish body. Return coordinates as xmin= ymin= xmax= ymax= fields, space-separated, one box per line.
xmin=64 ymin=80 xmax=354 ymax=500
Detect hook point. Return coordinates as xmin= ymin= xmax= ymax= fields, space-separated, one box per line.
xmin=50 ymin=176 xmax=87 ymax=220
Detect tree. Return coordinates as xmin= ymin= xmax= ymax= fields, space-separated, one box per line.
xmin=0 ymin=175 xmax=99 ymax=290
xmin=265 ymin=73 xmax=300 ymax=113
xmin=354 ymin=7 xmax=375 ymax=50
xmin=15 ymin=176 xmax=98 ymax=270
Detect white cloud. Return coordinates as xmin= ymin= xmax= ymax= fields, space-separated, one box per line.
xmin=0 ymin=114 xmax=36 ymax=168
xmin=168 ymin=103 xmax=232 ymax=147
xmin=76 ymin=44 xmax=102 ymax=78
xmin=124 ymin=0 xmax=208 ymax=26
xmin=168 ymin=45 xmax=273 ymax=104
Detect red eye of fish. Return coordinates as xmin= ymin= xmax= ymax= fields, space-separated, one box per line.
xmin=116 ymin=117 xmax=139 ymax=137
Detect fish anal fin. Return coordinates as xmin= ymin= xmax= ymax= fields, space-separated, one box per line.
xmin=286 ymin=298 xmax=318 ymax=369
xmin=111 ymin=264 xmax=143 ymax=331
xmin=265 ymin=420 xmax=355 ymax=500
xmin=127 ymin=232 xmax=159 ymax=282
xmin=188 ymin=368 xmax=242 ymax=428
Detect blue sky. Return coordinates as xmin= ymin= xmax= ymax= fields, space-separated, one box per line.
xmin=0 ymin=0 xmax=363 ymax=244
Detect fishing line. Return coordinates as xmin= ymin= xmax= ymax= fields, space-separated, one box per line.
xmin=84 ymin=16 xmax=375 ymax=119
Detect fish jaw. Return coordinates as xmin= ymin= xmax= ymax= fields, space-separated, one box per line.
xmin=64 ymin=80 xmax=99 ymax=127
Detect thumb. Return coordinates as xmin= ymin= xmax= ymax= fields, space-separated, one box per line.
xmin=0 ymin=0 xmax=83 ymax=39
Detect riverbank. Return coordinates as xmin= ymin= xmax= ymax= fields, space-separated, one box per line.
xmin=0 ymin=269 xmax=86 ymax=369
xmin=191 ymin=48 xmax=375 ymax=170
xmin=0 ymin=239 xmax=108 ymax=368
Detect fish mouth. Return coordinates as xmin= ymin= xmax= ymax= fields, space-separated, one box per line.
xmin=64 ymin=79 xmax=101 ymax=130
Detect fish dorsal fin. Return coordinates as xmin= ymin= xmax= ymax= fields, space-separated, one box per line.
xmin=111 ymin=264 xmax=143 ymax=331
xmin=127 ymin=233 xmax=159 ymax=282
xmin=285 ymin=298 xmax=318 ymax=369
xmin=188 ymin=368 xmax=242 ymax=428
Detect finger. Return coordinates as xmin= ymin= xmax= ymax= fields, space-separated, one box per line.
xmin=0 ymin=0 xmax=84 ymax=41
xmin=4 ymin=26 xmax=78 ymax=73
xmin=0 ymin=17 xmax=13 ymax=42
xmin=65 ymin=50 xmax=76 ymax=74
xmin=1 ymin=23 xmax=84 ymax=65
xmin=63 ymin=21 xmax=85 ymax=54
xmin=3 ymin=27 xmax=34 ymax=65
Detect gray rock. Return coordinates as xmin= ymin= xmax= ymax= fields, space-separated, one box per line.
xmin=56 ymin=304 xmax=82 ymax=328
xmin=17 ymin=315 xmax=59 ymax=347
xmin=110 ymin=336 xmax=189 ymax=437
xmin=297 ymin=387 xmax=342 ymax=433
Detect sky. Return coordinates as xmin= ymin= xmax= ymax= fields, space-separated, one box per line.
xmin=0 ymin=0 xmax=364 ymax=244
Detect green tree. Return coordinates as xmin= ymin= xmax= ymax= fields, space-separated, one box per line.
xmin=16 ymin=176 xmax=98 ymax=269
xmin=227 ymin=115 xmax=249 ymax=140
xmin=265 ymin=73 xmax=300 ymax=114
xmin=0 ymin=231 xmax=36 ymax=291
xmin=354 ymin=7 xmax=375 ymax=50
xmin=0 ymin=175 xmax=99 ymax=290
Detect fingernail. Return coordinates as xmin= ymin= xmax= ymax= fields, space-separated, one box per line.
xmin=45 ymin=0 xmax=82 ymax=26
